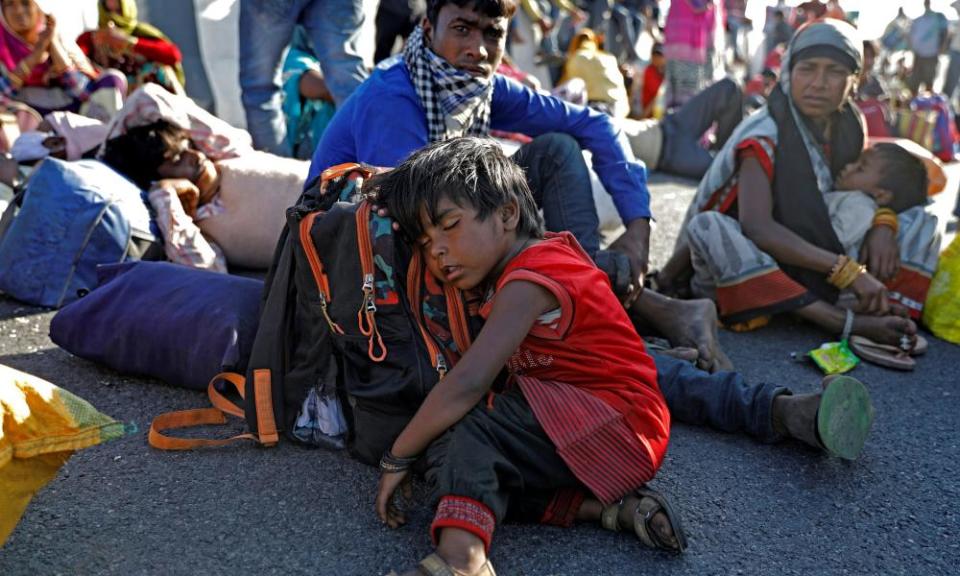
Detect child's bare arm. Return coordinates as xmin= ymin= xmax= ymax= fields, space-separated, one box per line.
xmin=389 ymin=280 xmax=558 ymax=459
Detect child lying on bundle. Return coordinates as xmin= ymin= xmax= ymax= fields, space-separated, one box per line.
xmin=372 ymin=137 xmax=686 ymax=576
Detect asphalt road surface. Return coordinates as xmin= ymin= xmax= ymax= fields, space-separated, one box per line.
xmin=1 ymin=173 xmax=958 ymax=576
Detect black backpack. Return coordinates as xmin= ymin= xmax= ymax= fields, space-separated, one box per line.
xmin=150 ymin=164 xmax=475 ymax=465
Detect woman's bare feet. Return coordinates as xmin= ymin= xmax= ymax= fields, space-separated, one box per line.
xmin=796 ymin=300 xmax=917 ymax=348
xmin=632 ymin=291 xmax=734 ymax=373
xmin=852 ymin=314 xmax=917 ymax=347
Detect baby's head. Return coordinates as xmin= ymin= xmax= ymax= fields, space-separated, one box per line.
xmin=374 ymin=137 xmax=544 ymax=288
xmin=835 ymin=143 xmax=928 ymax=213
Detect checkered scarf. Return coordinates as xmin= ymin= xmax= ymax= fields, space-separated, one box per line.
xmin=403 ymin=25 xmax=492 ymax=143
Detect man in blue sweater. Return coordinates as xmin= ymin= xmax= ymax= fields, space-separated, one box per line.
xmin=310 ymin=0 xmax=729 ymax=371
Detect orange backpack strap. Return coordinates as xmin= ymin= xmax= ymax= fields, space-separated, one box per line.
xmin=355 ymin=200 xmax=387 ymax=362
xmin=149 ymin=372 xmax=262 ymax=450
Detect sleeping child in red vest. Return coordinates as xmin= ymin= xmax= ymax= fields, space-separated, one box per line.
xmin=370 ymin=136 xmax=684 ymax=576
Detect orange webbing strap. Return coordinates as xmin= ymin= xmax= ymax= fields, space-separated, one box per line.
xmin=208 ymin=371 xmax=246 ymax=418
xmin=320 ymin=162 xmax=373 ymax=183
xmin=148 ymin=372 xmax=270 ymax=450
xmin=444 ymin=284 xmax=474 ymax=354
xmin=253 ymin=369 xmax=280 ymax=446
xmin=148 ymin=408 xmax=259 ymax=450
xmin=299 ymin=211 xmax=344 ymax=335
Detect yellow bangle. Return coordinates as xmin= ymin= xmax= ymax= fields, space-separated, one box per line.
xmin=827 ymin=255 xmax=848 ymax=284
xmin=872 ymin=208 xmax=899 ymax=235
xmin=827 ymin=256 xmax=864 ymax=290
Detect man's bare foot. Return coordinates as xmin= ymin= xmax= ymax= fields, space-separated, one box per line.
xmin=632 ymin=292 xmax=734 ymax=373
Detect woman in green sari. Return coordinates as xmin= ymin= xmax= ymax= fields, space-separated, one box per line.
xmin=76 ymin=0 xmax=185 ymax=95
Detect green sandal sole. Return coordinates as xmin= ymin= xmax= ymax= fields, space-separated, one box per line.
xmin=817 ymin=376 xmax=874 ymax=460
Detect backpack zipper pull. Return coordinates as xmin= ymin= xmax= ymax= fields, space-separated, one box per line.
xmin=436 ymin=353 xmax=447 ymax=379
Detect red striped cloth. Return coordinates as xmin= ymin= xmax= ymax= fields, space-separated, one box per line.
xmin=517 ymin=376 xmax=656 ymax=505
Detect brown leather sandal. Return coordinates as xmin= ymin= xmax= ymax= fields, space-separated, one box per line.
xmin=396 ymin=553 xmax=496 ymax=576
xmin=600 ymin=487 xmax=688 ymax=553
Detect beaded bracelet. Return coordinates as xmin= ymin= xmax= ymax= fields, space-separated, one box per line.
xmin=380 ymin=449 xmax=418 ymax=473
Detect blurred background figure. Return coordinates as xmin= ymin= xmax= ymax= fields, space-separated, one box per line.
xmin=724 ymin=0 xmax=749 ymax=65
xmin=794 ymin=0 xmax=826 ymax=27
xmin=374 ymin=0 xmax=424 ymax=63
xmin=0 ymin=0 xmax=126 ymax=121
xmin=281 ymin=26 xmax=335 ymax=160
xmin=765 ymin=8 xmax=791 ymax=56
xmin=638 ymin=41 xmax=665 ymax=119
xmin=238 ymin=0 xmax=373 ymax=156
xmin=908 ymin=0 xmax=948 ymax=95
xmin=944 ymin=1 xmax=960 ymax=106
xmin=663 ymin=0 xmax=724 ymax=108
xmin=558 ymin=27 xmax=629 ymax=117
xmin=77 ymin=0 xmax=185 ymax=96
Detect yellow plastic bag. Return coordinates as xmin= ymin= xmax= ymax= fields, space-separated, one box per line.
xmin=1 ymin=364 xmax=124 ymax=545
xmin=923 ymin=236 xmax=960 ymax=345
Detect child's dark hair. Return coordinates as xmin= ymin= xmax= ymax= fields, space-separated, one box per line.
xmin=100 ymin=120 xmax=186 ymax=189
xmin=373 ymin=137 xmax=544 ymax=242
xmin=872 ymin=143 xmax=928 ymax=213
xmin=426 ymin=0 xmax=517 ymax=26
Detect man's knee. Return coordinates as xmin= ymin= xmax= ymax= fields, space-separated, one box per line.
xmin=527 ymin=132 xmax=583 ymax=163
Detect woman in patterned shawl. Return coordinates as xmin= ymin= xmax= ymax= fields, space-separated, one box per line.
xmin=660 ymin=19 xmax=937 ymax=352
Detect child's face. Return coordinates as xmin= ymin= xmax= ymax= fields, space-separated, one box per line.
xmin=835 ymin=149 xmax=893 ymax=205
xmin=417 ymin=195 xmax=517 ymax=291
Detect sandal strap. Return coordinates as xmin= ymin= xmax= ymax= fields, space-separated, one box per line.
xmin=417 ymin=554 xmax=496 ymax=576
xmin=600 ymin=500 xmax=623 ymax=532
xmin=633 ymin=496 xmax=661 ymax=548
xmin=418 ymin=554 xmax=459 ymax=576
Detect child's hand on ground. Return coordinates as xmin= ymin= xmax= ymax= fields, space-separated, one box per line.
xmin=375 ymin=469 xmax=412 ymax=529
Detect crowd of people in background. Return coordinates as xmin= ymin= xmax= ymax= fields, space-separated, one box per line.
xmin=0 ymin=2 xmax=957 ymax=575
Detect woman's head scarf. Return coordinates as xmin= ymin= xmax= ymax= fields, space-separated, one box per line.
xmin=98 ymin=0 xmax=167 ymax=41
xmin=780 ymin=18 xmax=862 ymax=96
xmin=767 ymin=18 xmax=866 ymax=303
xmin=0 ymin=0 xmax=96 ymax=85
